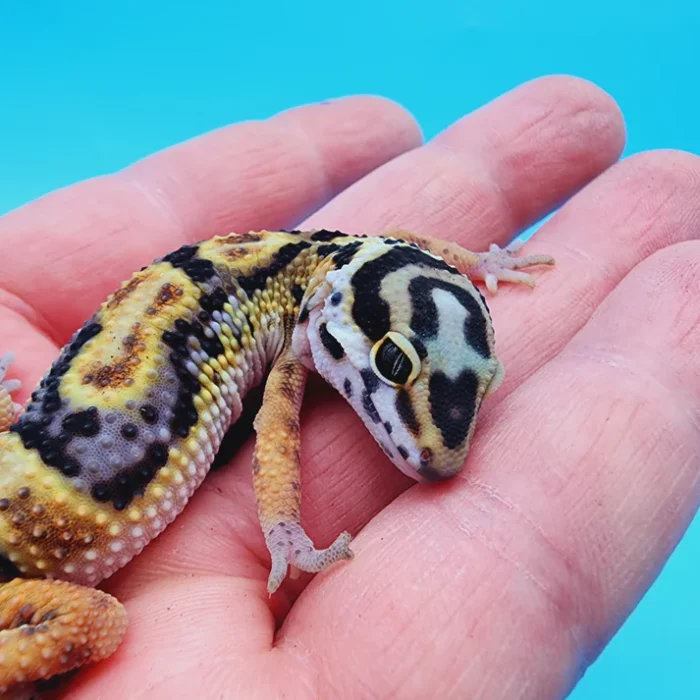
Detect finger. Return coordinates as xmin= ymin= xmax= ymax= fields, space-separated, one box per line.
xmin=479 ymin=149 xmax=700 ymax=402
xmin=282 ymin=241 xmax=700 ymax=699
xmin=305 ymin=75 xmax=625 ymax=249
xmin=0 ymin=96 xmax=421 ymax=342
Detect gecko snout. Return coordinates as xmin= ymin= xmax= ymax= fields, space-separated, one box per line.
xmin=415 ymin=446 xmax=463 ymax=482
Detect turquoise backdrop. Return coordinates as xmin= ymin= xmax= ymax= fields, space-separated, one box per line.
xmin=1 ymin=2 xmax=698 ymax=697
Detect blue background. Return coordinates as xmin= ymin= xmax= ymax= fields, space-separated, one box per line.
xmin=1 ymin=2 xmax=698 ymax=697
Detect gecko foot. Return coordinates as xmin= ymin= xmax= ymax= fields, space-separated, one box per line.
xmin=474 ymin=241 xmax=555 ymax=294
xmin=265 ymin=522 xmax=353 ymax=594
xmin=0 ymin=353 xmax=21 ymax=431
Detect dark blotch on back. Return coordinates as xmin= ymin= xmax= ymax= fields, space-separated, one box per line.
xmin=163 ymin=244 xmax=199 ymax=266
xmin=333 ymin=241 xmax=362 ymax=268
xmin=11 ymin=319 xmax=103 ymax=477
xmin=91 ymin=440 xmax=172 ymax=510
xmin=198 ymin=287 xmax=228 ymax=314
xmin=163 ymin=245 xmax=217 ymax=283
xmin=316 ymin=243 xmax=340 ymax=258
xmin=311 ymin=229 xmax=348 ymax=242
xmin=429 ymin=369 xmax=479 ymax=450
xmin=238 ymin=242 xmax=311 ymax=295
xmin=61 ymin=407 xmax=100 ymax=437
xmin=182 ymin=258 xmax=216 ymax=283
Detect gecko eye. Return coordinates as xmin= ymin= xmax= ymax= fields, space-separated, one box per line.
xmin=370 ymin=332 xmax=421 ymax=387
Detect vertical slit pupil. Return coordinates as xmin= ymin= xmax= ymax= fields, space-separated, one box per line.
xmin=376 ymin=338 xmax=412 ymax=384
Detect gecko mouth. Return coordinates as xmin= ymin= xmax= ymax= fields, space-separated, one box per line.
xmin=417 ymin=463 xmax=457 ymax=482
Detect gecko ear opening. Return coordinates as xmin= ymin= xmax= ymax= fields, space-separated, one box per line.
xmin=485 ymin=359 xmax=505 ymax=397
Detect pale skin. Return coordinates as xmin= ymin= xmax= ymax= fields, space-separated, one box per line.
xmin=0 ymin=76 xmax=698 ymax=698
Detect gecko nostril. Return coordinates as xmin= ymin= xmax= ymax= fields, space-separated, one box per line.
xmin=419 ymin=447 xmax=433 ymax=467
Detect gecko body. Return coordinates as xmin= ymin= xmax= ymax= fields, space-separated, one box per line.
xmin=0 ymin=229 xmax=554 ymax=694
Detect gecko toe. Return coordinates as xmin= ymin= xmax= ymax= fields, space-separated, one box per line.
xmin=265 ymin=522 xmax=353 ymax=594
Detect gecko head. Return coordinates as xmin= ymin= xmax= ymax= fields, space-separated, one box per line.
xmin=293 ymin=240 xmax=504 ymax=482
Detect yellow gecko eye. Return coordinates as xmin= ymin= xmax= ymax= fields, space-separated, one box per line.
xmin=370 ymin=332 xmax=421 ymax=387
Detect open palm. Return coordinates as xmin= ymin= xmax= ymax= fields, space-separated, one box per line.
xmin=1 ymin=77 xmax=697 ymax=699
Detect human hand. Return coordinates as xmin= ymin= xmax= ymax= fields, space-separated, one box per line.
xmin=1 ymin=78 xmax=697 ymax=699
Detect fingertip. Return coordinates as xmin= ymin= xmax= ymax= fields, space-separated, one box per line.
xmin=273 ymin=95 xmax=423 ymax=195
xmin=277 ymin=94 xmax=423 ymax=146
xmin=515 ymin=74 xmax=627 ymax=164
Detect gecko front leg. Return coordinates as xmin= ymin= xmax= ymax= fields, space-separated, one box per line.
xmin=252 ymin=350 xmax=353 ymax=594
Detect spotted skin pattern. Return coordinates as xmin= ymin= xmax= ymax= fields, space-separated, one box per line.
xmin=0 ymin=229 xmax=554 ymax=693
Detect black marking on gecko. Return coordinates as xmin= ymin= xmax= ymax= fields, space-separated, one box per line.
xmin=90 ymin=307 xmax=222 ymax=508
xmin=333 ymin=241 xmax=362 ymax=268
xmin=429 ymin=369 xmax=479 ymax=450
xmin=408 ymin=277 xmax=491 ymax=359
xmin=0 ymin=553 xmax=22 ymax=582
xmin=14 ymin=290 xmax=230 ymax=510
xmin=379 ymin=441 xmax=393 ymax=458
xmin=11 ymin=319 xmax=104 ymax=476
xmin=319 ymin=324 xmax=345 ymax=360
xmin=360 ymin=368 xmax=380 ymax=394
xmin=121 ymin=423 xmax=138 ymax=439
xmin=310 ymin=240 xmax=363 ymax=270
xmin=164 ymin=245 xmax=217 ymax=283
xmin=198 ymin=287 xmax=228 ymax=314
xmin=395 ymin=389 xmax=420 ymax=436
xmin=351 ymin=245 xmax=458 ymax=342
xmin=61 ymin=408 xmax=100 ymax=438
xmin=91 ymin=440 xmax=171 ymax=511
xmin=412 ymin=337 xmax=428 ymax=360
xmin=164 ymin=318 xmax=225 ymax=361
xmin=310 ymin=229 xmax=348 ymax=242
xmin=316 ymin=244 xmax=341 ymax=258
xmin=238 ymin=242 xmax=312 ymax=295
xmin=162 ymin=244 xmax=199 ymax=266
xmin=361 ymin=391 xmax=381 ymax=424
